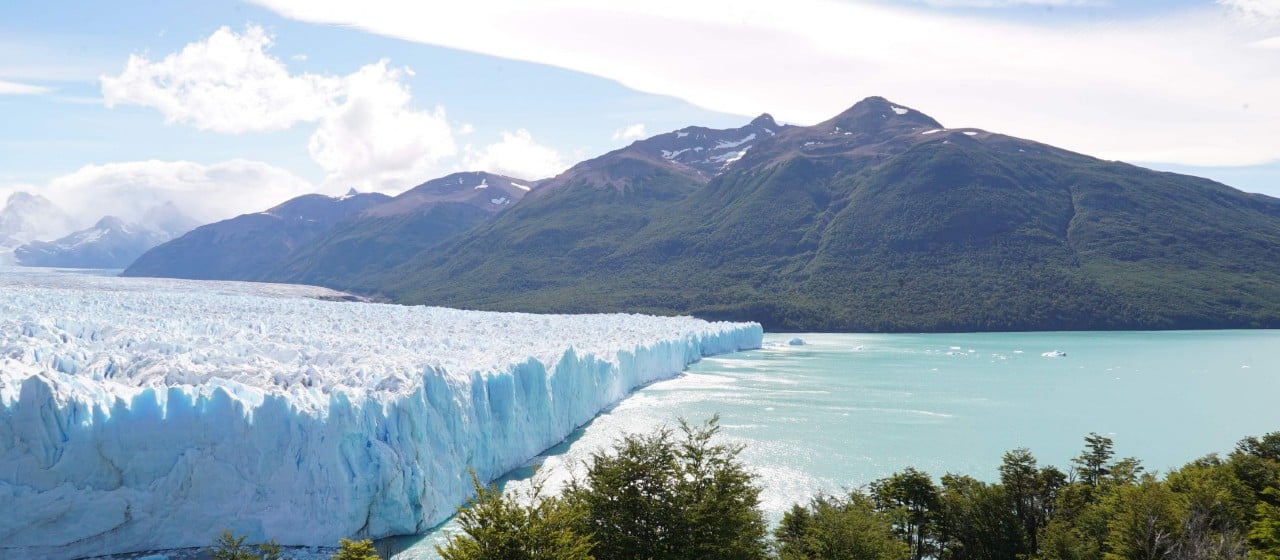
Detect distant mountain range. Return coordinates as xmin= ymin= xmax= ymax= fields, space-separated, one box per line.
xmin=16 ymin=216 xmax=173 ymax=268
xmin=271 ymin=172 xmax=532 ymax=291
xmin=123 ymin=190 xmax=392 ymax=280
xmin=0 ymin=192 xmax=77 ymax=261
xmin=125 ymin=97 xmax=1280 ymax=331
xmin=123 ymin=174 xmax=535 ymax=285
xmin=1 ymin=193 xmax=198 ymax=268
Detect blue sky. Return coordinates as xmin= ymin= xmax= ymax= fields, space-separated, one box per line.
xmin=1 ymin=0 xmax=1278 ymax=227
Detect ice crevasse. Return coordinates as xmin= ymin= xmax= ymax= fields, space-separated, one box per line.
xmin=0 ymin=271 xmax=764 ymax=559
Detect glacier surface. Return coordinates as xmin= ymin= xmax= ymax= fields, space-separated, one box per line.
xmin=0 ymin=269 xmax=762 ymax=559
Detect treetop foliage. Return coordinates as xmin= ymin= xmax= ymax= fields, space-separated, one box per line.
xmin=438 ymin=424 xmax=1280 ymax=560
xmin=219 ymin=425 xmax=1280 ymax=560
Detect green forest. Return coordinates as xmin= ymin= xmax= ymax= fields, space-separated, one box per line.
xmin=437 ymin=419 xmax=1280 ymax=560
xmin=214 ymin=419 xmax=1280 ymax=560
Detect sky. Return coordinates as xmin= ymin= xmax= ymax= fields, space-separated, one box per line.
xmin=1 ymin=0 xmax=1278 ymax=230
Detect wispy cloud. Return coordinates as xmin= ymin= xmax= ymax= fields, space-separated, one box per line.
xmin=51 ymin=95 xmax=106 ymax=105
xmin=251 ymin=0 xmax=1280 ymax=167
xmin=1218 ymin=0 xmax=1280 ymax=25
xmin=919 ymin=0 xmax=1103 ymax=7
xmin=0 ymin=80 xmax=50 ymax=95
xmin=1255 ymin=35 xmax=1280 ymax=47
xmin=0 ymin=36 xmax=119 ymax=83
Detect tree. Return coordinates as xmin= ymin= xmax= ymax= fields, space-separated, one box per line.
xmin=1249 ymin=488 xmax=1280 ymax=559
xmin=1109 ymin=458 xmax=1145 ymax=489
xmin=776 ymin=503 xmax=815 ymax=556
xmin=436 ymin=474 xmax=593 ymax=560
xmin=1038 ymin=483 xmax=1112 ymax=560
xmin=1156 ymin=456 xmax=1249 ymax=560
xmin=1040 ymin=466 xmax=1069 ymax=530
xmin=332 ymin=538 xmax=380 ymax=560
xmin=775 ymin=493 xmax=908 ymax=560
xmin=1075 ymin=433 xmax=1116 ymax=488
xmin=259 ymin=541 xmax=282 ymax=560
xmin=1235 ymin=433 xmax=1280 ymax=463
xmin=565 ymin=415 xmax=769 ymax=560
xmin=871 ymin=467 xmax=941 ymax=560
xmin=1102 ymin=478 xmax=1184 ymax=560
xmin=1229 ymin=435 xmax=1280 ymax=505
xmin=1000 ymin=447 xmax=1065 ymax=552
xmin=936 ymin=474 xmax=1025 ymax=560
xmin=210 ymin=530 xmax=282 ymax=560
xmin=211 ymin=531 xmax=254 ymax=560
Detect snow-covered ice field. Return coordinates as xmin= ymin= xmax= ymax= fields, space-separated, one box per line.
xmin=0 ymin=269 xmax=762 ymax=559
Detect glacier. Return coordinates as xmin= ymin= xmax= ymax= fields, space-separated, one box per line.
xmin=0 ymin=269 xmax=762 ymax=559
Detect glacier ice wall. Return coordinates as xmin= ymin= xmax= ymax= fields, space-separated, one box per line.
xmin=0 ymin=270 xmax=763 ymax=558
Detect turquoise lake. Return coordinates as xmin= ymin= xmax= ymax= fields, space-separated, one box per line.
xmin=391 ymin=329 xmax=1280 ymax=558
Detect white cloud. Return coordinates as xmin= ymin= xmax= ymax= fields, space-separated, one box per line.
xmin=101 ymin=25 xmax=340 ymax=133
xmin=251 ymin=0 xmax=1280 ymax=167
xmin=0 ymin=80 xmax=50 ymax=95
xmin=1255 ymin=35 xmax=1280 ymax=47
xmin=28 ymin=159 xmax=314 ymax=227
xmin=1219 ymin=0 xmax=1280 ymax=24
xmin=921 ymin=0 xmax=1101 ymax=7
xmin=462 ymin=129 xmax=567 ymax=180
xmin=307 ymin=61 xmax=457 ymax=193
xmin=101 ymin=25 xmax=459 ymax=193
xmin=612 ymin=123 xmax=647 ymax=141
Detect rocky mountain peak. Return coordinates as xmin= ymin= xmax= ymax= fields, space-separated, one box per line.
xmin=93 ymin=216 xmax=129 ymax=230
xmin=824 ymin=96 xmax=943 ymax=134
xmin=750 ymin=113 xmax=779 ymax=128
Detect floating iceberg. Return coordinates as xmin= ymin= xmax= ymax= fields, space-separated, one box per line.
xmin=0 ymin=270 xmax=762 ymax=559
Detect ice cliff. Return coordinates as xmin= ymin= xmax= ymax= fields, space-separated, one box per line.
xmin=0 ymin=270 xmax=763 ymax=558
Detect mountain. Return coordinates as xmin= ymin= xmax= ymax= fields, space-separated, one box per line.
xmin=12 ymin=202 xmax=200 ymax=269
xmin=368 ymin=97 xmax=1280 ymax=332
xmin=14 ymin=216 xmax=172 ymax=268
xmin=619 ymin=113 xmax=789 ymax=179
xmin=139 ymin=201 xmax=202 ymax=238
xmin=0 ymin=192 xmax=77 ymax=262
xmin=522 ymin=113 xmax=787 ymax=202
xmin=122 ymin=191 xmax=392 ymax=280
xmin=271 ymin=172 xmax=534 ymax=290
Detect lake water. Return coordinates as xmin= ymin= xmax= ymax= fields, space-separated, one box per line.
xmin=389 ymin=329 xmax=1280 ymax=559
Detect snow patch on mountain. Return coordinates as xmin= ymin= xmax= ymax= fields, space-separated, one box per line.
xmin=711 ymin=148 xmax=750 ymax=165
xmin=714 ymin=133 xmax=757 ymax=150
xmin=661 ymin=148 xmax=691 ymax=160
